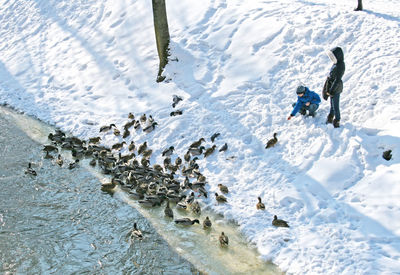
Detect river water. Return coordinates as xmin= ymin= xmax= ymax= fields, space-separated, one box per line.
xmin=0 ymin=106 xmax=280 ymax=274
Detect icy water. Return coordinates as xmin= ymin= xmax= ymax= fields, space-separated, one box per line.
xmin=0 ymin=106 xmax=280 ymax=274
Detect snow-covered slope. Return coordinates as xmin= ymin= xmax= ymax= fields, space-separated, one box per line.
xmin=1 ymin=0 xmax=399 ymax=273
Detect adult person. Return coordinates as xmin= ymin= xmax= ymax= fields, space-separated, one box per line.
xmin=325 ymin=47 xmax=345 ymax=128
xmin=287 ymin=85 xmax=321 ymax=120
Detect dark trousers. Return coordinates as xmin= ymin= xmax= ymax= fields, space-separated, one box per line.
xmin=329 ymin=93 xmax=340 ymax=121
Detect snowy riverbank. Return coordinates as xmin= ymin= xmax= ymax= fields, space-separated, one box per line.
xmin=1 ymin=0 xmax=400 ymax=273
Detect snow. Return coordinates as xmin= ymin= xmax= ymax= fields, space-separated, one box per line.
xmin=1 ymin=0 xmax=400 ymax=273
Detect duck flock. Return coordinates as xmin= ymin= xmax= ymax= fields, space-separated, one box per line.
xmin=25 ymin=94 xmax=289 ymax=248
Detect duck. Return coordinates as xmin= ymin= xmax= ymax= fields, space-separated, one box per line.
xmin=25 ymin=162 xmax=37 ymax=176
xmin=188 ymin=146 xmax=205 ymax=156
xmin=142 ymin=149 xmax=153 ymax=159
xmin=190 ymin=201 xmax=201 ymax=215
xmin=128 ymin=141 xmax=136 ymax=152
xmin=272 ymin=215 xmax=290 ymax=228
xmin=198 ymin=186 xmax=208 ymax=198
xmin=175 ymin=157 xmax=182 ymax=167
xmin=174 ymin=218 xmax=200 ymax=226
xmin=219 ymin=232 xmax=229 ymax=247
xmin=265 ymin=133 xmax=278 ymax=149
xmin=164 ymin=201 xmax=174 ymax=218
xmin=172 ymin=94 xmax=183 ymax=108
xmin=256 ymin=197 xmax=265 ymax=210
xmin=215 ymin=192 xmax=227 ymax=203
xmin=137 ymin=142 xmax=147 ymax=155
xmin=131 ymin=223 xmax=143 ymax=240
xmin=133 ymin=120 xmax=141 ymax=130
xmin=68 ymin=159 xmax=79 ymax=170
xmin=185 ymin=191 xmax=195 ymax=204
xmin=56 ymin=154 xmax=63 ymax=167
xmin=153 ymin=164 xmax=164 ymax=173
xmin=43 ymin=144 xmax=58 ymax=153
xmin=138 ymin=199 xmax=158 ymax=207
xmin=204 ymin=145 xmax=216 ymax=158
xmin=101 ymin=178 xmax=116 ymax=192
xmin=112 ymin=141 xmax=126 ymax=151
xmin=203 ymin=216 xmax=212 ymax=229
xmin=184 ymin=151 xmax=191 ymax=162
xmin=219 ymin=143 xmax=228 ymax=152
xmin=383 ymin=149 xmax=392 ymax=161
xmin=44 ymin=151 xmax=54 ymax=159
xmin=113 ymin=128 xmax=121 ymax=136
xmin=163 ymin=157 xmax=171 ymax=168
xmin=124 ymin=120 xmax=135 ymax=130
xmin=218 ymin=184 xmax=229 ymax=194
xmin=162 ymin=146 xmax=174 ymax=157
xmin=89 ymin=137 xmax=101 ymax=144
xmin=190 ymin=138 xmax=205 ymax=148
xmin=128 ymin=112 xmax=135 ymax=120
xmin=129 ymin=191 xmax=144 ymax=200
xmin=99 ymin=123 xmax=116 ymax=133
xmin=140 ymin=114 xmax=147 ymax=124
xmin=123 ymin=129 xmax=130 ymax=138
xmin=143 ymin=122 xmax=158 ymax=133
xmin=176 ymin=201 xmax=188 ymax=210
xmin=89 ymin=158 xmax=97 ymax=167
xmin=170 ymin=110 xmax=183 ymax=116
xmin=141 ymin=158 xmax=150 ymax=167
xmin=210 ymin=133 xmax=220 ymax=143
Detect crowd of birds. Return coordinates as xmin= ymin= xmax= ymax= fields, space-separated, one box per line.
xmin=24 ymin=94 xmax=296 ymax=248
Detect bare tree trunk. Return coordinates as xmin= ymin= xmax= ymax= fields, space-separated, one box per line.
xmin=152 ymin=0 xmax=170 ymax=82
xmin=354 ymin=0 xmax=363 ymax=11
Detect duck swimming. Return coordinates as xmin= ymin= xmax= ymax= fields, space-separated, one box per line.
xmin=219 ymin=232 xmax=229 ymax=247
xmin=56 ymin=154 xmax=63 ymax=167
xmin=25 ymin=162 xmax=37 ymax=176
xmin=203 ymin=216 xmax=212 ymax=229
xmin=131 ymin=223 xmax=143 ymax=240
xmin=174 ymin=218 xmax=200 ymax=226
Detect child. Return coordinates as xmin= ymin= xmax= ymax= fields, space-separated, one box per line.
xmin=287 ymin=85 xmax=321 ymax=120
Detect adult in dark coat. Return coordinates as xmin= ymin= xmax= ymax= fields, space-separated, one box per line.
xmin=325 ymin=47 xmax=345 ymax=128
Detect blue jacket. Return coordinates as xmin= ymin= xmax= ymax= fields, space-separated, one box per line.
xmin=291 ymin=87 xmax=321 ymax=116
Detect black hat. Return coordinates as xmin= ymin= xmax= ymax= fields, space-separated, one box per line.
xmin=296 ymin=85 xmax=306 ymax=94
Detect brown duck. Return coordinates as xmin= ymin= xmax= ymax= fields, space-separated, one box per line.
xmin=265 ymin=133 xmax=278 ymax=149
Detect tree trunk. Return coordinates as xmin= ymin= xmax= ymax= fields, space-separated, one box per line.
xmin=152 ymin=0 xmax=170 ymax=82
xmin=355 ymin=0 xmax=363 ymax=11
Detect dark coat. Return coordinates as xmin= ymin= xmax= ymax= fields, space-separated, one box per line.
xmin=326 ymin=47 xmax=345 ymax=97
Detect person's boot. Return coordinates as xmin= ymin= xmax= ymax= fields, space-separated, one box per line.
xmin=326 ymin=114 xmax=334 ymax=124
xmin=299 ymin=109 xmax=307 ymax=116
xmin=333 ymin=119 xmax=340 ymax=128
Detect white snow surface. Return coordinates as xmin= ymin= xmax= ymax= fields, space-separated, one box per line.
xmin=1 ymin=0 xmax=400 ymax=273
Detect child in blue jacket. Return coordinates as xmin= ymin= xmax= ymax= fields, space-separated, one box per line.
xmin=287 ymin=85 xmax=321 ymax=120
